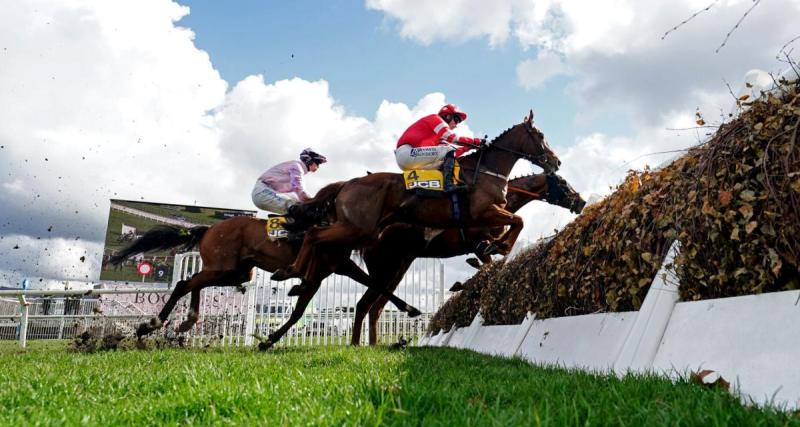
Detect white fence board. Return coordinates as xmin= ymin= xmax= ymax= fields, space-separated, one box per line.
xmin=466 ymin=324 xmax=520 ymax=357
xmin=517 ymin=312 xmax=637 ymax=370
xmin=447 ymin=328 xmax=468 ymax=348
xmin=652 ymin=290 xmax=800 ymax=409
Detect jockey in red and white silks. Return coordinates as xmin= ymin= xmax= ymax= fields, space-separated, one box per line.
xmin=394 ymin=104 xmax=483 ymax=171
xmin=251 ymin=148 xmax=327 ymax=214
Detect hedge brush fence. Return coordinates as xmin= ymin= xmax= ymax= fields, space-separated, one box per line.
xmin=429 ymin=76 xmax=800 ymax=333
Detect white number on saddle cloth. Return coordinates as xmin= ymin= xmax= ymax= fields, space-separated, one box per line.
xmin=266 ymin=217 xmax=289 ymax=241
xmin=403 ymin=170 xmax=443 ymax=191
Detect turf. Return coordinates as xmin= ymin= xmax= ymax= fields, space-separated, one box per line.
xmin=0 ymin=341 xmax=796 ymax=426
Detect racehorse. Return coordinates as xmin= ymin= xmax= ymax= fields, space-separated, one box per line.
xmin=273 ymin=110 xmax=561 ymax=285
xmin=349 ymin=173 xmax=585 ymax=345
xmin=108 ymin=188 xmax=421 ymax=349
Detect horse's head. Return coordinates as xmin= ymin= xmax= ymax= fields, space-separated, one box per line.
xmin=519 ymin=110 xmax=561 ymax=173
xmin=545 ymin=173 xmax=585 ymax=214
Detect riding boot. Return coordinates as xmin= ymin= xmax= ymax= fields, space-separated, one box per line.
xmin=286 ymin=203 xmax=302 ymax=222
xmin=442 ymin=151 xmax=467 ymax=194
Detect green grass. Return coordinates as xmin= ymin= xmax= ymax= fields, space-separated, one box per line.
xmin=0 ymin=341 xmax=796 ymax=426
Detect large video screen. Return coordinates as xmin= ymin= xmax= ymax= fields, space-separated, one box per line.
xmin=100 ymin=199 xmax=256 ymax=283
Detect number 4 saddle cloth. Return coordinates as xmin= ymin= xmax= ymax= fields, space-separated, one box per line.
xmin=402 ymin=162 xmax=462 ymax=197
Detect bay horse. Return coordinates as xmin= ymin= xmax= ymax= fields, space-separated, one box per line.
xmin=350 ymin=172 xmax=585 ymax=345
xmin=108 ymin=191 xmax=421 ymax=349
xmin=274 ymin=110 xmax=561 ymax=285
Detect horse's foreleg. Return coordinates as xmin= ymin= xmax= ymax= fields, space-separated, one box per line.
xmin=334 ymin=258 xmax=422 ymax=318
xmin=352 ymin=289 xmax=379 ymax=346
xmin=176 ymin=289 xmax=201 ymax=333
xmin=495 ymin=213 xmax=524 ymax=254
xmin=137 ymin=279 xmax=191 ymax=337
xmin=283 ymin=227 xmax=324 ymax=279
xmin=475 ymin=207 xmax=524 ymax=255
xmin=367 ymin=296 xmax=388 ymax=346
xmin=260 ymin=281 xmax=321 ymax=351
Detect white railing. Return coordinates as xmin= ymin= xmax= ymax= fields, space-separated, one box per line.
xmin=1 ymin=252 xmax=448 ymax=348
xmin=420 ymin=242 xmax=800 ymax=411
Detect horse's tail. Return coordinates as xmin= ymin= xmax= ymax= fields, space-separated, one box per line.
xmin=286 ymin=181 xmax=346 ymax=230
xmin=108 ymin=225 xmax=209 ymax=265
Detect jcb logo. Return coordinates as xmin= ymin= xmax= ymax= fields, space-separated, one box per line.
xmin=267 ymin=217 xmax=288 ymax=240
xmin=408 ymin=180 xmax=442 ymax=189
xmin=268 ymin=229 xmax=288 ymax=238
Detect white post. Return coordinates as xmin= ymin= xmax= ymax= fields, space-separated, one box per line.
xmin=439 ymin=262 xmax=445 ymax=310
xmin=613 ymin=241 xmax=681 ymax=373
xmin=18 ymin=295 xmax=30 ymax=348
xmin=439 ymin=323 xmax=459 ymax=347
xmin=459 ymin=311 xmax=484 ymax=349
xmin=171 ymin=253 xmax=184 ymax=288
xmin=511 ymin=312 xmax=537 ymax=357
xmin=243 ymin=269 xmax=258 ymax=346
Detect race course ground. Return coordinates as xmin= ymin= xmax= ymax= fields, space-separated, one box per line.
xmin=0 ymin=342 xmax=796 ymax=426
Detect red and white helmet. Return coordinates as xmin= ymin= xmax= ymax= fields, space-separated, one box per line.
xmin=438 ymin=104 xmax=468 ymax=122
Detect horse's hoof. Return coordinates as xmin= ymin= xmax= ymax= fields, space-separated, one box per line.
xmin=258 ymin=340 xmax=274 ymax=352
xmin=407 ymin=306 xmax=422 ymax=318
xmin=449 ymin=281 xmax=464 ymax=292
xmin=136 ymin=323 xmax=153 ymax=338
xmin=287 ymin=284 xmax=306 ymax=297
xmin=465 ymin=257 xmax=482 ymax=269
xmin=270 ymin=269 xmax=295 ymax=281
xmin=176 ymin=320 xmax=195 ymax=333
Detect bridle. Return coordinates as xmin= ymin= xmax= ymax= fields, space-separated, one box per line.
xmin=493 ymin=124 xmax=554 ymax=166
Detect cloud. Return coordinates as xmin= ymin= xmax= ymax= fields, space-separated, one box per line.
xmin=0 ymin=0 xmax=479 ymax=285
xmin=0 ymin=235 xmax=102 ymax=285
xmin=214 ymin=78 xmax=474 ymax=196
xmin=516 ymin=50 xmax=569 ymax=90
xmin=369 ymin=0 xmax=800 ymax=124
xmin=367 ymin=0 xmax=519 ymax=46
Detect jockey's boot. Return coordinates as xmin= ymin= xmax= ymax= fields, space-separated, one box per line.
xmin=442 ymin=151 xmax=467 ymax=194
xmin=286 ymin=203 xmax=302 ymax=221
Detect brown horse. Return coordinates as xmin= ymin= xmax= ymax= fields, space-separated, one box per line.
xmin=108 ymin=196 xmax=421 ymax=349
xmin=275 ymin=110 xmax=561 ymax=285
xmin=349 ymin=172 xmax=585 ymax=345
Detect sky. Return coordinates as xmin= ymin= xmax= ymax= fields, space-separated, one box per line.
xmin=0 ymin=0 xmax=798 ymax=288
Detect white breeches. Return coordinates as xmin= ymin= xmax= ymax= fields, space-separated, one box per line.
xmin=394 ymin=143 xmax=455 ymax=170
xmin=251 ymin=180 xmax=299 ymax=214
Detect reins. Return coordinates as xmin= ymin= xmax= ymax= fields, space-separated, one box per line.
xmin=507 ymin=186 xmax=542 ymax=198
xmin=463 ymin=123 xmax=550 ymax=184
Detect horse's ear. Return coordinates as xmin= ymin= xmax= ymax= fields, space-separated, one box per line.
xmin=528 ymin=109 xmax=534 ymax=123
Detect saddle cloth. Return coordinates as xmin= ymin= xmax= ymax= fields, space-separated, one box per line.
xmin=402 ymin=162 xmax=462 ymax=195
xmin=265 ymin=216 xmax=289 ymax=241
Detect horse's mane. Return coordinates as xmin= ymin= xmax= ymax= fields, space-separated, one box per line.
xmin=458 ymin=124 xmax=517 ymax=163
xmin=508 ymin=172 xmax=539 ymax=183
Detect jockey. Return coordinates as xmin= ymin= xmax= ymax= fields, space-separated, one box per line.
xmin=251 ymin=148 xmax=327 ymax=215
xmin=395 ymin=104 xmax=485 ymax=192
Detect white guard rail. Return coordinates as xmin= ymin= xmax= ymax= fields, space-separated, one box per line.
xmin=1 ymin=253 xmax=448 ymax=349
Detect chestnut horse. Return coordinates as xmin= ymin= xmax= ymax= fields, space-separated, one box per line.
xmin=350 ymin=173 xmax=585 ymax=345
xmin=108 ymin=195 xmax=421 ymax=349
xmin=275 ymin=110 xmax=561 ymax=285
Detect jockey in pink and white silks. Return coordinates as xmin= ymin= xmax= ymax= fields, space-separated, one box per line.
xmin=251 ymin=148 xmax=327 ymax=214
